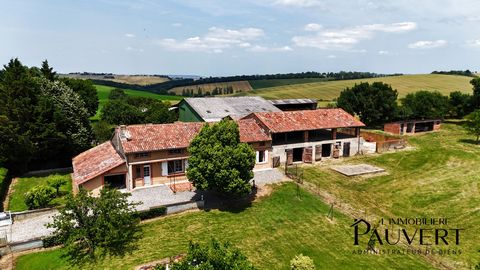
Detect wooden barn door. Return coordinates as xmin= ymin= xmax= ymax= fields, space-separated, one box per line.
xmin=286 ymin=149 xmax=293 ymax=165
xmin=315 ymin=145 xmax=322 ymax=161
xmin=303 ymin=147 xmax=312 ymax=163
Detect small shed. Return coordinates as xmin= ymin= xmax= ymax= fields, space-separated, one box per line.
xmin=384 ymin=119 xmax=441 ymax=135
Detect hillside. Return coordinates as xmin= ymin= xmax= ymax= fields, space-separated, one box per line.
xmin=169 ymin=81 xmax=252 ymax=95
xmin=241 ymin=74 xmax=473 ymax=101
xmin=61 ymin=74 xmax=170 ymax=85
xmin=93 ymin=85 xmax=183 ymax=120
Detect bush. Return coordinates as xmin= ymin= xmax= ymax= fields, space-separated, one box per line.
xmin=137 ymin=206 xmax=166 ymax=220
xmin=47 ymin=175 xmax=67 ymax=196
xmin=290 ymin=254 xmax=315 ymax=270
xmin=42 ymin=234 xmax=62 ymax=248
xmin=24 ymin=185 xmax=56 ymax=209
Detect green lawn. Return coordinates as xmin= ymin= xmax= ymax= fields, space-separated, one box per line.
xmin=301 ymin=122 xmax=480 ymax=269
xmin=241 ymin=74 xmax=473 ymax=101
xmin=92 ymin=85 xmax=184 ymax=120
xmin=15 ymin=183 xmax=432 ymax=270
xmin=7 ymin=173 xmax=72 ymax=212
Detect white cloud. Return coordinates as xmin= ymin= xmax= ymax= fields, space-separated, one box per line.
xmin=304 ymin=23 xmax=323 ymax=31
xmin=378 ymin=50 xmax=389 ymax=55
xmin=125 ymin=33 xmax=136 ymax=38
xmin=273 ymin=0 xmax=324 ymax=7
xmin=293 ymin=22 xmax=416 ymax=50
xmin=465 ymin=39 xmax=480 ymax=47
xmin=248 ymin=45 xmax=293 ymax=52
xmin=327 ymin=54 xmax=336 ymax=58
xmin=172 ymin=22 xmax=182 ymax=27
xmin=156 ymin=27 xmax=264 ymax=53
xmin=125 ymin=46 xmax=144 ymax=52
xmin=408 ymin=40 xmax=447 ymax=49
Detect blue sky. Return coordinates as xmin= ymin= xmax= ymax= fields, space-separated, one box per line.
xmin=1 ymin=0 xmax=480 ymax=76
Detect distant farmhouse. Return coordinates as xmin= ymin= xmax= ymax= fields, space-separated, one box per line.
xmin=73 ymin=97 xmax=364 ymax=194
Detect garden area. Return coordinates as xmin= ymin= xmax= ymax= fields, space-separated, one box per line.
xmin=7 ymin=173 xmax=72 ymax=212
xmin=15 ymin=183 xmax=432 ymax=270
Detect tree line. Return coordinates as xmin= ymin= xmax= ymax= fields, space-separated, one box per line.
xmin=336 ymin=78 xmax=480 ymax=127
xmin=90 ymin=71 xmax=401 ymax=96
xmin=0 ymin=59 xmax=98 ymax=173
xmin=431 ymin=70 xmax=476 ymax=77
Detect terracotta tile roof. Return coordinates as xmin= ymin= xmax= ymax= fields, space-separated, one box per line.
xmin=72 ymin=141 xmax=125 ymax=185
xmin=120 ymin=122 xmax=205 ymax=153
xmin=246 ymin=108 xmax=365 ymax=133
xmin=237 ymin=119 xmax=271 ymax=142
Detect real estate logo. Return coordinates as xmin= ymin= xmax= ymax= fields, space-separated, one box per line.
xmin=350 ymin=218 xmax=464 ymax=256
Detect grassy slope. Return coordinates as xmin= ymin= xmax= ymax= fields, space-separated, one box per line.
xmin=242 ymin=74 xmax=473 ymax=101
xmin=302 ymin=122 xmax=480 ymax=269
xmin=92 ymin=85 xmax=183 ymax=120
xmin=7 ymin=173 xmax=72 ymax=212
xmin=169 ymin=81 xmax=252 ymax=95
xmin=15 ymin=183 xmax=432 ymax=270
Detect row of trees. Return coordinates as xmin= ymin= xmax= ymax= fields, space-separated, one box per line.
xmin=0 ymin=59 xmax=98 ymax=173
xmin=180 ymin=86 xmax=239 ymax=97
xmin=336 ymin=78 xmax=480 ymax=126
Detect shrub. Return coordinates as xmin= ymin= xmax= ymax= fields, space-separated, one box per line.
xmin=42 ymin=234 xmax=62 ymax=248
xmin=137 ymin=206 xmax=166 ymax=220
xmin=290 ymin=254 xmax=315 ymax=270
xmin=24 ymin=185 xmax=56 ymax=209
xmin=47 ymin=175 xmax=67 ymax=196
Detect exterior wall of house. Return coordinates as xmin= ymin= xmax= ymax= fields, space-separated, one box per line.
xmin=178 ymin=101 xmax=204 ymax=122
xmin=78 ymin=163 xmax=127 ymax=195
xmin=271 ymin=137 xmax=361 ymax=164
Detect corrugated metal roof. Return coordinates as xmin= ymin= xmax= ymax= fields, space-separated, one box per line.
xmin=184 ymin=96 xmax=281 ymax=122
xmin=245 ymin=108 xmax=365 ymax=133
xmin=269 ymin=98 xmax=318 ymax=105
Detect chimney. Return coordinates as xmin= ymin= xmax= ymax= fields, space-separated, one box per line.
xmin=119 ymin=125 xmax=131 ymax=140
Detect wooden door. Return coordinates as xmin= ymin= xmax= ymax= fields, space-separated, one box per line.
xmin=303 ymin=147 xmax=312 ymax=163
xmin=343 ymin=142 xmax=351 ymax=157
xmin=286 ymin=149 xmax=293 ymax=165
xmin=315 ymin=145 xmax=322 ymax=161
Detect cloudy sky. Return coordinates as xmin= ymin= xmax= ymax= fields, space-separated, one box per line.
xmin=1 ymin=0 xmax=480 ymax=76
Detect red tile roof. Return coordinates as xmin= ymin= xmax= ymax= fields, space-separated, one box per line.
xmin=72 ymin=141 xmax=125 ymax=185
xmin=120 ymin=122 xmax=205 ymax=153
xmin=246 ymin=108 xmax=365 ymax=133
xmin=237 ymin=119 xmax=271 ymax=142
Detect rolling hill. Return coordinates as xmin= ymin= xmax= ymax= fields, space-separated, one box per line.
xmin=241 ymin=74 xmax=474 ymax=101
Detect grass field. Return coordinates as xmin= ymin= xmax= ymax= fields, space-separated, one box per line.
xmin=169 ymin=81 xmax=252 ymax=95
xmin=301 ymin=122 xmax=480 ymax=269
xmin=241 ymin=74 xmax=473 ymax=101
xmin=61 ymin=74 xmax=170 ymax=85
xmin=7 ymin=173 xmax=72 ymax=212
xmin=14 ymin=183 xmax=433 ymax=270
xmin=93 ymin=85 xmax=183 ymax=120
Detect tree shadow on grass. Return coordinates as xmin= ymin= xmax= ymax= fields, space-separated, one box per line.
xmin=443 ymin=119 xmax=468 ymax=126
xmin=458 ymin=138 xmax=480 ymax=145
xmin=201 ymin=187 xmax=258 ymax=214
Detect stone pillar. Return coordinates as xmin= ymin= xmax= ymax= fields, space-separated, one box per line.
xmin=332 ymin=128 xmax=337 ymax=140
xmin=127 ymin=164 xmax=133 ymax=190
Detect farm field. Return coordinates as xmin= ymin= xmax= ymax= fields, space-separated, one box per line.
xmin=15 ymin=183 xmax=432 ymax=270
xmin=61 ymin=74 xmax=170 ymax=85
xmin=241 ymin=74 xmax=473 ymax=101
xmin=7 ymin=173 xmax=72 ymax=212
xmin=93 ymin=85 xmax=183 ymax=120
xmin=169 ymin=80 xmax=252 ymax=95
xmin=249 ymin=78 xmax=328 ymax=89
xmin=302 ymin=122 xmax=480 ymax=269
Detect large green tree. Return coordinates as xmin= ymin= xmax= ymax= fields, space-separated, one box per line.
xmin=470 ymin=77 xmax=480 ymax=109
xmin=464 ymin=110 xmax=480 ymax=144
xmin=449 ymin=91 xmax=472 ymax=118
xmin=187 ymin=119 xmax=256 ymax=197
xmin=61 ymin=78 xmax=99 ymax=117
xmin=162 ymin=239 xmax=256 ymax=270
xmin=40 ymin=59 xmax=57 ymax=81
xmin=401 ymin=90 xmax=449 ymax=119
xmin=337 ymin=82 xmax=398 ymax=126
xmin=47 ymin=188 xmax=141 ymax=265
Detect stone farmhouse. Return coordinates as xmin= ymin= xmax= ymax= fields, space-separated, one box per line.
xmin=72 ymin=97 xmax=365 ymax=194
